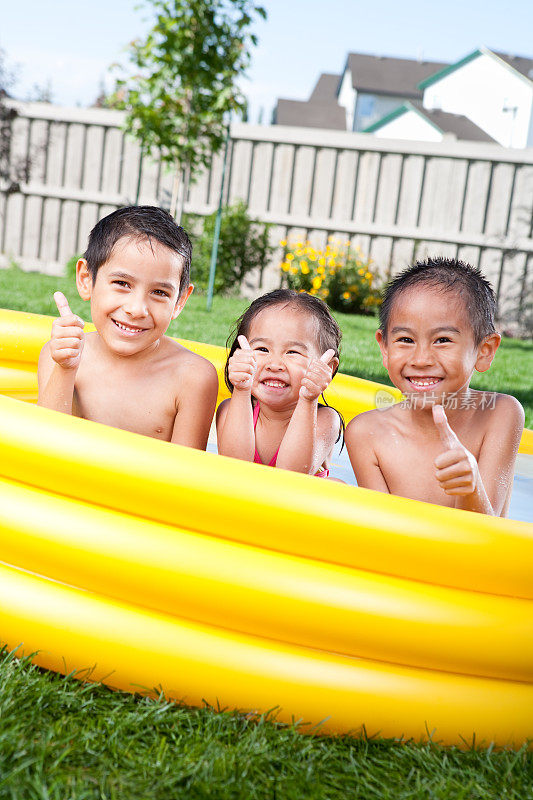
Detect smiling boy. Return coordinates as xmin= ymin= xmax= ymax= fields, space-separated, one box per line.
xmin=38 ymin=206 xmax=218 ymax=449
xmin=345 ymin=258 xmax=524 ymax=516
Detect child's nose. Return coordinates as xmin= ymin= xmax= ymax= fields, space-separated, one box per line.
xmin=410 ymin=342 xmax=434 ymax=366
xmin=123 ymin=292 xmax=148 ymax=318
xmin=266 ymin=354 xmax=284 ymax=370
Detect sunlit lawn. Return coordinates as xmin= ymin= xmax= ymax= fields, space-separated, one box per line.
xmin=1 ymin=266 xmax=531 ymax=426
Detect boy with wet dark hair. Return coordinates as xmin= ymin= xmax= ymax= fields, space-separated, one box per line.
xmin=38 ymin=205 xmax=218 ymax=449
xmin=346 ymin=257 xmax=524 ymax=516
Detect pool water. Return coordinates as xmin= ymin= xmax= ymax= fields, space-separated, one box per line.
xmin=208 ymin=437 xmax=533 ymax=524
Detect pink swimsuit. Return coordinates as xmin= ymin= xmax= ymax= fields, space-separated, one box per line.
xmin=252 ymin=402 xmax=329 ymax=478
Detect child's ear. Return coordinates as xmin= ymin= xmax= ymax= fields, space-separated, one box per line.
xmin=475 ymin=332 xmax=501 ymax=373
xmin=172 ymin=284 xmax=194 ymax=320
xmin=76 ymin=259 xmax=92 ymax=300
xmin=375 ymin=329 xmax=388 ymax=369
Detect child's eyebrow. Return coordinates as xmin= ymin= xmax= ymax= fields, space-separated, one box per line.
xmin=108 ymin=271 xmax=135 ymax=281
xmin=151 ymin=281 xmax=177 ymax=291
xmin=390 ymin=325 xmax=460 ymax=335
xmin=248 ymin=337 xmax=308 ymax=350
xmin=108 ymin=271 xmax=176 ymax=291
xmin=429 ymin=326 xmax=461 ymax=335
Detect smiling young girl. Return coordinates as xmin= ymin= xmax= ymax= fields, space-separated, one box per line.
xmin=216 ymin=289 xmax=342 ymax=478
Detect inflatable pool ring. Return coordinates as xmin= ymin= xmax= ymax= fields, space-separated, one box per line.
xmin=0 ymin=308 xmax=532 ymax=747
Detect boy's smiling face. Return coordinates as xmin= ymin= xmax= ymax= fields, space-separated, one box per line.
xmin=376 ymin=285 xmax=499 ymax=403
xmin=76 ymin=236 xmax=192 ymax=357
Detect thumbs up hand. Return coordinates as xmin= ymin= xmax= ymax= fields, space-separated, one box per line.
xmin=50 ymin=291 xmax=85 ymax=370
xmin=432 ymin=404 xmax=478 ymax=496
xmin=299 ymin=349 xmax=336 ymax=401
xmin=228 ymin=335 xmax=257 ymax=391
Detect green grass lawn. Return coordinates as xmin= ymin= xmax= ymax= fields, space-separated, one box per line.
xmin=0 ymin=266 xmax=532 ymax=798
xmin=0 ymin=266 xmax=531 ymax=426
xmin=1 ymin=650 xmax=531 ymax=800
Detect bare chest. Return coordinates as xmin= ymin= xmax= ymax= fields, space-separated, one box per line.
xmin=375 ymin=426 xmax=482 ymax=506
xmin=74 ymin=362 xmax=178 ymax=441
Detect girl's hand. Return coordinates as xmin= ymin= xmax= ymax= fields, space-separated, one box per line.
xmin=50 ymin=292 xmax=85 ymax=371
xmin=228 ymin=335 xmax=257 ymax=391
xmin=432 ymin=405 xmax=479 ymax=495
xmin=299 ymin=349 xmax=336 ymax=401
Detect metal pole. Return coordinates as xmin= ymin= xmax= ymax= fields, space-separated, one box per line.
xmin=206 ymin=123 xmax=231 ymax=312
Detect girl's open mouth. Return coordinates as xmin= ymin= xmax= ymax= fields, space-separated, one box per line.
xmin=262 ymin=379 xmax=288 ymax=389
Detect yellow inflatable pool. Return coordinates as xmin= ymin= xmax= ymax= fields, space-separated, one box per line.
xmin=0 ymin=308 xmax=532 ymax=748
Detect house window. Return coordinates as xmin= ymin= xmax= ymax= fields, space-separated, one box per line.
xmin=359 ymin=95 xmax=375 ymax=117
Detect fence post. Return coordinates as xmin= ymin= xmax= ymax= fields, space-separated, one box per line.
xmin=206 ymin=124 xmax=231 ymax=312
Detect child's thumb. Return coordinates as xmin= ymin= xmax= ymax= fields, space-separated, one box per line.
xmin=432 ymin=404 xmax=460 ymax=450
xmin=320 ymin=349 xmax=336 ymax=364
xmin=237 ymin=335 xmax=251 ymax=351
xmin=54 ymin=291 xmax=72 ymax=318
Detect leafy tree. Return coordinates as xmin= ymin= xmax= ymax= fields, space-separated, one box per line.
xmin=111 ymin=0 xmax=266 ymax=219
xmin=0 ymin=48 xmax=31 ymax=197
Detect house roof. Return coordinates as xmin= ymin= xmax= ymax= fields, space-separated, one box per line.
xmin=492 ymin=51 xmax=533 ymax=81
xmin=418 ymin=48 xmax=533 ymax=89
xmin=364 ymin=102 xmax=497 ymax=142
xmin=346 ymin=53 xmax=449 ymax=98
xmin=309 ymin=73 xmax=341 ymax=102
xmin=273 ymin=98 xmax=346 ymax=130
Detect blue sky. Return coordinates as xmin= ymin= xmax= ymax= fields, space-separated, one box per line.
xmin=2 ymin=0 xmax=532 ymax=121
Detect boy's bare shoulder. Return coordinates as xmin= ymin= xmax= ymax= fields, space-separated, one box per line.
xmin=346 ymin=406 xmax=394 ymax=441
xmin=474 ymin=390 xmax=524 ymax=431
xmin=163 ymin=336 xmax=218 ymax=381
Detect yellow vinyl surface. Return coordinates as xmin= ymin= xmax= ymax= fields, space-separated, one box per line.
xmin=0 ymin=308 xmax=532 ymax=746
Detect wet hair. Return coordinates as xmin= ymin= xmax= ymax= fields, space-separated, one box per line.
xmin=83 ymin=205 xmax=192 ymax=296
xmin=379 ymin=257 xmax=497 ymax=345
xmin=225 ymin=289 xmax=344 ymax=444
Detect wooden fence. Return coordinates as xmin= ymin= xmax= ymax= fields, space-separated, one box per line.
xmin=1 ymin=101 xmax=532 ymax=321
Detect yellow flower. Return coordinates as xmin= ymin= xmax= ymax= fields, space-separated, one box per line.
xmin=365 ymin=272 xmax=373 ymax=281
xmin=327 ymin=235 xmax=335 ymax=243
xmin=358 ymin=268 xmax=365 ymax=276
xmin=312 ymin=276 xmax=322 ymax=290
xmin=301 ymin=262 xmax=310 ymax=275
xmin=329 ymin=269 xmax=335 ymax=276
xmin=309 ymin=288 xmax=317 ymax=296
xmin=317 ymin=266 xmax=325 ymax=275
xmin=344 ymin=240 xmax=351 ymax=247
xmin=342 ymin=291 xmax=351 ymax=300
xmin=281 ymin=262 xmax=289 ymax=272
xmin=300 ymin=260 xmax=307 ymax=270
xmin=290 ymin=266 xmax=298 ymax=275
xmin=328 ymin=258 xmax=336 ymax=267
xmin=321 ymin=288 xmax=329 ymax=298
xmin=279 ymin=239 xmax=287 ymax=247
xmin=286 ymin=253 xmax=294 ymax=262
xmin=318 ymin=257 xmax=326 ymax=267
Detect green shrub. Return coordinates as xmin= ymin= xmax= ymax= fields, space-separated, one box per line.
xmin=280 ymin=237 xmax=382 ymax=315
xmin=184 ymin=200 xmax=275 ymax=293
